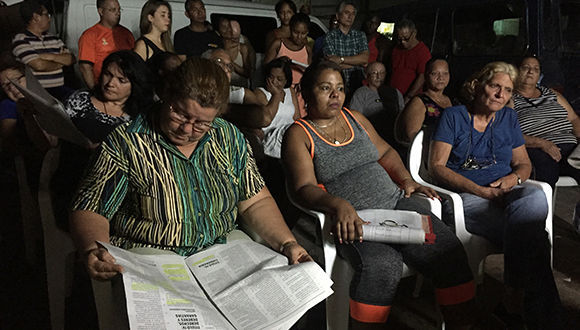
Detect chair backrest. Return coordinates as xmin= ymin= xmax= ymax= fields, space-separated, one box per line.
xmin=408 ymin=130 xmax=433 ymax=185
xmin=38 ymin=147 xmax=61 ymax=232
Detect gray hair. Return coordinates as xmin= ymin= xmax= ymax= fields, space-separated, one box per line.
xmin=336 ymin=1 xmax=357 ymax=14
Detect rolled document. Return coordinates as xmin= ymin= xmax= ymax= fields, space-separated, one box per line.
xmin=362 ymin=224 xmax=426 ymax=244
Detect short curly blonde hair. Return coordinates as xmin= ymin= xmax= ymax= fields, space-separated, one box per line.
xmin=460 ymin=61 xmax=518 ymax=104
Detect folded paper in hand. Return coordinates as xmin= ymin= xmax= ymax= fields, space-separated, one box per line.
xmin=100 ymin=238 xmax=333 ymax=330
xmin=358 ymin=209 xmax=435 ymax=245
xmin=9 ymin=67 xmax=92 ymax=148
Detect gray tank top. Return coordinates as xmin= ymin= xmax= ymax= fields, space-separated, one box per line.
xmin=297 ymin=109 xmax=403 ymax=210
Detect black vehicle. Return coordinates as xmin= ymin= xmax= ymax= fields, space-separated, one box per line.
xmin=378 ymin=0 xmax=580 ymax=111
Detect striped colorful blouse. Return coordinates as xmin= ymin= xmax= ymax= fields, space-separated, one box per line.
xmin=72 ymin=113 xmax=265 ymax=256
xmin=513 ymin=86 xmax=577 ymax=145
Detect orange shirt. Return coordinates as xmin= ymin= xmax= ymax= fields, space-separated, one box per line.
xmin=78 ymin=23 xmax=135 ymax=84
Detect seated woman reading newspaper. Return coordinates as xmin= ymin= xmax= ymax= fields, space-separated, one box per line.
xmin=282 ymin=61 xmax=476 ymax=329
xmin=69 ymin=57 xmax=312 ymax=281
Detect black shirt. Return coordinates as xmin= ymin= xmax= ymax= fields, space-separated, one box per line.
xmin=174 ymin=26 xmax=223 ymax=57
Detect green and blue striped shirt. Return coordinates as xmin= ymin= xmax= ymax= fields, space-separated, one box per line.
xmin=72 ymin=113 xmax=265 ymax=256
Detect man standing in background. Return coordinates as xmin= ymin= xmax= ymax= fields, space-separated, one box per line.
xmin=322 ymin=0 xmax=368 ymax=96
xmin=390 ymin=18 xmax=431 ymax=104
xmin=12 ymin=0 xmax=75 ymax=100
xmin=77 ymin=0 xmax=135 ymax=89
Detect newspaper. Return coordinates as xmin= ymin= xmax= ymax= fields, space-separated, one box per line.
xmin=101 ymin=239 xmax=333 ymax=330
xmin=358 ymin=209 xmax=436 ymax=244
xmin=290 ymin=59 xmax=309 ymax=69
xmin=9 ymin=67 xmax=92 ymax=148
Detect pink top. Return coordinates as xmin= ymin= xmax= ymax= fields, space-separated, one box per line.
xmin=277 ymin=40 xmax=309 ymax=86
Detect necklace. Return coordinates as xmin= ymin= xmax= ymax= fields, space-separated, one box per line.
xmin=308 ymin=117 xmax=349 ymax=145
xmin=102 ymin=100 xmax=125 ymax=117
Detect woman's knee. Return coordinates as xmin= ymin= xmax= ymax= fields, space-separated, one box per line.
xmin=505 ymin=186 xmax=548 ymax=224
xmin=346 ymin=243 xmax=403 ymax=306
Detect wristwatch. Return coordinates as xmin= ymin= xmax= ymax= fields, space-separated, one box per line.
xmin=340 ymin=56 xmax=344 ymax=64
xmin=513 ymin=172 xmax=522 ymax=185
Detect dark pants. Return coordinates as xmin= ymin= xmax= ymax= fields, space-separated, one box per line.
xmin=337 ymin=197 xmax=473 ymax=306
xmin=527 ymin=143 xmax=580 ymax=188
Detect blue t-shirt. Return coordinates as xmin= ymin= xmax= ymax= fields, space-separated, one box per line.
xmin=0 ymin=98 xmax=18 ymax=120
xmin=432 ymin=105 xmax=525 ymax=186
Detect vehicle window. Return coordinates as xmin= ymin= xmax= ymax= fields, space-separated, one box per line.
xmin=210 ymin=14 xmax=277 ymax=53
xmin=560 ymin=0 xmax=580 ymax=53
xmin=452 ymin=0 xmax=527 ymax=56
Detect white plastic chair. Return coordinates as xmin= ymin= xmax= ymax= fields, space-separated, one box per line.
xmin=554 ymin=176 xmax=578 ymax=205
xmin=287 ymin=183 xmax=441 ymax=330
xmin=408 ymin=130 xmax=554 ymax=283
xmin=36 ymin=146 xmax=78 ymax=330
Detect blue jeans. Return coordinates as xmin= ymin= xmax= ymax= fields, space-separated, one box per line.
xmin=445 ymin=185 xmax=562 ymax=329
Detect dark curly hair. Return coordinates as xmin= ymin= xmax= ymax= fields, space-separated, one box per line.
xmin=290 ymin=12 xmax=310 ymax=30
xmin=275 ymin=0 xmax=297 ymax=16
xmin=264 ymin=57 xmax=292 ymax=89
xmin=95 ymin=50 xmax=154 ymax=117
xmin=300 ymin=60 xmax=344 ymax=106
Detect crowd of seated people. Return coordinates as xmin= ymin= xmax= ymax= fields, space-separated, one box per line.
xmin=1 ymin=0 xmax=576 ymax=328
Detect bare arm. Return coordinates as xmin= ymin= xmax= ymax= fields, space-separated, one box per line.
xmin=282 ymin=123 xmax=365 ymax=243
xmin=327 ymin=50 xmax=369 ymax=68
xmin=27 ymin=57 xmax=64 ymax=72
xmin=238 ymin=187 xmax=312 ymax=264
xmin=260 ymin=80 xmax=285 ymax=127
xmin=243 ymin=87 xmax=267 ymax=106
xmin=133 ymin=39 xmax=149 ymax=61
xmin=554 ymin=89 xmax=580 ymax=137
xmin=489 ymin=145 xmax=531 ymax=190
xmin=398 ymin=96 xmax=426 ymax=143
xmin=263 ymin=39 xmax=281 ymax=65
xmin=352 ymin=111 xmax=438 ymax=199
xmin=405 ymin=73 xmax=425 ymax=103
xmin=264 ymin=30 xmax=277 ymax=53
xmin=39 ymin=51 xmax=75 ymax=66
xmin=69 ymin=210 xmax=123 ymax=280
xmin=523 ymin=134 xmax=562 ymax=161
xmin=290 ymin=87 xmax=300 ymax=120
xmin=79 ymin=62 xmax=96 ymax=89
xmin=429 ymin=140 xmax=506 ymax=200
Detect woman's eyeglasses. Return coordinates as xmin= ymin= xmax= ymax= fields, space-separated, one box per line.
xmin=168 ymin=105 xmax=215 ymax=130
xmin=397 ymin=31 xmax=415 ymax=43
xmin=461 ymin=155 xmax=497 ymax=170
xmin=461 ymin=115 xmax=497 ymax=171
